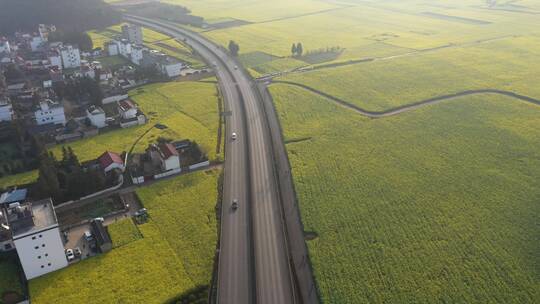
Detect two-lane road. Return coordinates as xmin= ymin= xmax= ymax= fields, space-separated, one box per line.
xmin=125 ymin=15 xmax=296 ymax=304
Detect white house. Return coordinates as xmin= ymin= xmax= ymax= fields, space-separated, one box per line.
xmin=35 ymin=99 xmax=66 ymax=126
xmin=48 ymin=51 xmax=62 ymax=69
xmin=98 ymin=151 xmax=125 ymax=173
xmin=8 ymin=199 xmax=68 ymax=280
xmin=0 ymin=97 xmax=13 ymax=122
xmin=0 ymin=39 xmax=10 ymax=54
xmin=60 ymin=44 xmax=81 ymax=69
xmin=118 ymin=99 xmax=138 ymax=120
xmin=86 ymin=105 xmax=106 ymax=128
xmin=30 ymin=36 xmax=46 ymax=52
xmin=159 ymin=143 xmax=180 ymax=171
xmin=131 ymin=45 xmax=144 ymax=65
xmin=160 ymin=60 xmax=183 ymax=78
xmin=122 ymin=24 xmax=143 ymax=45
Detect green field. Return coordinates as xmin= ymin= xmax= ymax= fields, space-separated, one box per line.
xmin=279 ymin=36 xmax=540 ymax=111
xmin=271 ymin=84 xmax=540 ymax=303
xmin=109 ymin=218 xmax=143 ymax=248
xmin=29 ymin=169 xmax=219 ymax=304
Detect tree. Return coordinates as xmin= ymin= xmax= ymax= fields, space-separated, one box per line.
xmin=36 ymin=151 xmax=62 ymax=202
xmin=296 ymin=43 xmax=303 ymax=57
xmin=291 ymin=43 xmax=297 ymax=56
xmin=228 ymin=40 xmax=240 ymax=56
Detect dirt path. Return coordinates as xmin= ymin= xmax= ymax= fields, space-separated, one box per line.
xmin=272 ymin=80 xmax=540 ymax=118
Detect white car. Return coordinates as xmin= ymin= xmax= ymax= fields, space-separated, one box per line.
xmin=65 ymin=249 xmax=75 ymax=261
xmin=234 ymin=65 xmax=238 ymax=70
xmin=231 ymin=132 xmax=237 ymax=140
xmin=232 ymin=199 xmax=239 ymax=210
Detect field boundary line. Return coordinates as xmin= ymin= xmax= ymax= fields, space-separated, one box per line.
xmin=272 ymin=80 xmax=540 ymax=118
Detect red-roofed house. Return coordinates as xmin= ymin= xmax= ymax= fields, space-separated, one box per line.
xmin=117 ymin=99 xmax=138 ymax=120
xmin=98 ymin=151 xmax=125 ymax=173
xmin=159 ymin=143 xmax=180 ymax=171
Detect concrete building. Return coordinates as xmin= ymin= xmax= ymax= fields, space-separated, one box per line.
xmin=30 ymin=36 xmax=46 ymax=52
xmin=122 ymin=24 xmax=143 ymax=45
xmin=86 ymin=105 xmax=106 ymax=128
xmin=130 ymin=45 xmax=144 ymax=65
xmin=38 ymin=24 xmax=56 ymax=40
xmin=35 ymin=99 xmax=66 ymax=126
xmin=8 ymin=199 xmax=68 ymax=279
xmin=48 ymin=51 xmax=62 ymax=70
xmin=118 ymin=39 xmax=132 ymax=58
xmin=105 ymin=41 xmax=119 ymax=56
xmin=60 ymin=44 xmax=81 ymax=69
xmin=0 ymin=96 xmax=13 ymax=122
xmin=143 ymin=50 xmax=183 ymax=77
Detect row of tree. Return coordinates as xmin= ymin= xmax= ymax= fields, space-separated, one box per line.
xmin=291 ymin=43 xmax=304 ymax=57
xmin=34 ymin=145 xmax=107 ymax=204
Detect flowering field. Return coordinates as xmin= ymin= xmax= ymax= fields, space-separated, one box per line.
xmin=271 ymin=83 xmax=540 ymax=303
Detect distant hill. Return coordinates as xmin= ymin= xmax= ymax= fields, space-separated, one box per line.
xmin=0 ymin=0 xmax=121 ymax=35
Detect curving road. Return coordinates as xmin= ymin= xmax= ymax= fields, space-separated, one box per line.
xmin=273 ymin=80 xmax=540 ymax=118
xmin=124 ymin=15 xmax=296 ymax=304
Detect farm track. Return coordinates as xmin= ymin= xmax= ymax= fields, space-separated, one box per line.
xmin=272 ymin=80 xmax=540 ymax=118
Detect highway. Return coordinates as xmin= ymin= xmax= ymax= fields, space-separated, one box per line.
xmin=124 ymin=15 xmax=296 ymax=304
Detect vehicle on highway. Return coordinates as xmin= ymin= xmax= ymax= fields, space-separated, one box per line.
xmin=231 ymin=132 xmax=237 ymax=140
xmin=65 ymin=249 xmax=75 ymax=261
xmin=231 ymin=199 xmax=239 ymax=211
xmin=234 ymin=65 xmax=238 ymax=70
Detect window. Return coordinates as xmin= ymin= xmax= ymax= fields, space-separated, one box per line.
xmin=38 ymin=256 xmax=41 ymax=259
xmin=32 ymin=236 xmax=36 ymax=240
xmin=34 ymin=246 xmax=39 ymax=250
xmin=42 ymin=244 xmax=45 ymax=247
xmin=45 ymin=253 xmax=48 ymax=257
xmin=4 ymin=244 xmax=11 ymax=250
xmin=39 ymin=234 xmax=43 ymax=238
xmin=48 ymin=263 xmax=51 ymax=266
xmin=41 ymin=265 xmax=44 ymax=268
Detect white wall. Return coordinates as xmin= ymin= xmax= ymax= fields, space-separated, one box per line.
xmin=14 ymin=226 xmax=68 ymax=280
xmin=87 ymin=112 xmax=106 ymax=128
xmin=35 ymin=104 xmax=66 ymax=126
xmin=61 ymin=46 xmax=81 ymax=69
xmin=163 ymin=155 xmax=180 ymax=171
xmin=104 ymin=162 xmax=124 ymax=173
xmin=162 ymin=63 xmax=183 ymax=78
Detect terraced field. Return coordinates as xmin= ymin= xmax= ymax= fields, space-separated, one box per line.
xmin=270 ymin=84 xmax=540 ymax=303
xmin=29 ymin=169 xmax=220 ymax=304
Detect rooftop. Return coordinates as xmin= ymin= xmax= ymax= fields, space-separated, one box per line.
xmin=8 ymin=199 xmax=58 ymax=238
xmin=0 ymin=188 xmax=28 ymax=205
xmin=87 ymin=105 xmax=105 ymax=115
xmin=118 ymin=99 xmax=136 ymax=112
xmin=98 ymin=151 xmax=124 ymax=169
xmin=160 ymin=143 xmax=179 ymax=159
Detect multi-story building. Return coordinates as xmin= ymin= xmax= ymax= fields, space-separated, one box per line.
xmin=35 ymin=99 xmax=66 ymax=126
xmin=30 ymin=36 xmax=46 ymax=52
xmin=105 ymin=41 xmax=119 ymax=56
xmin=130 ymin=45 xmax=144 ymax=65
xmin=122 ymin=24 xmax=143 ymax=45
xmin=0 ymin=96 xmax=13 ymax=122
xmin=47 ymin=50 xmax=62 ymax=70
xmin=142 ymin=50 xmax=184 ymax=78
xmin=117 ymin=39 xmax=132 ymax=58
xmin=60 ymin=44 xmax=81 ymax=69
xmin=6 ymin=199 xmax=68 ymax=279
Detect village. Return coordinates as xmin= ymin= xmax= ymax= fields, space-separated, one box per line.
xmin=0 ymin=22 xmax=215 ymax=298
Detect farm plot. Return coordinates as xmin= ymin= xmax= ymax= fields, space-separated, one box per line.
xmin=279 ymin=35 xmax=540 ymax=111
xmin=49 ymin=81 xmax=222 ymax=164
xmin=270 ymin=84 xmax=540 ymax=303
xmin=29 ymin=169 xmax=220 ymax=304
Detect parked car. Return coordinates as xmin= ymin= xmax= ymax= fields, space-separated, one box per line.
xmin=232 ymin=199 xmax=239 ymax=211
xmin=65 ymin=249 xmax=75 ymax=261
xmin=231 ymin=132 xmax=237 ymax=140
xmin=135 ymin=208 xmax=148 ymax=217
xmin=94 ymin=217 xmax=104 ymax=222
xmin=84 ymin=231 xmax=93 ymax=242
xmin=74 ymin=247 xmax=82 ymax=257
